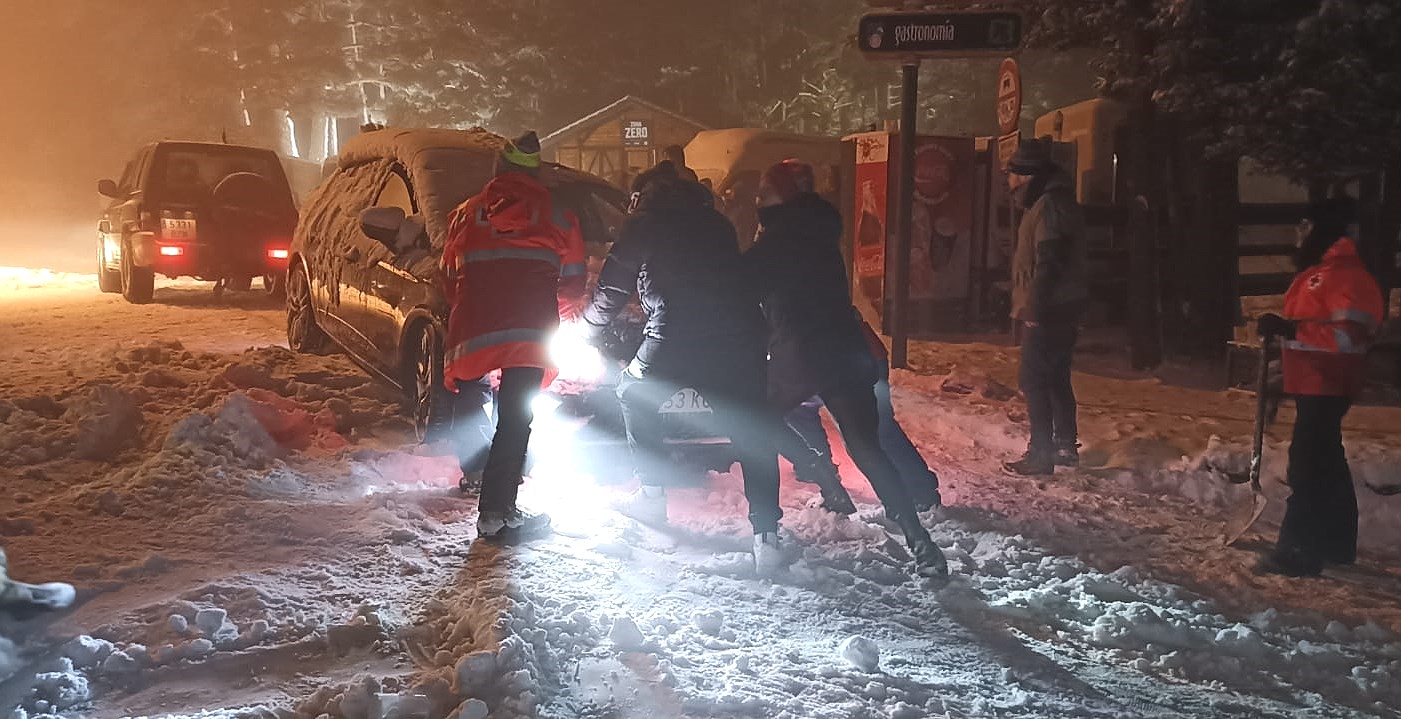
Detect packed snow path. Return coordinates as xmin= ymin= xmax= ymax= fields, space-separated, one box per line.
xmin=2 ymin=271 xmax=1400 ymax=718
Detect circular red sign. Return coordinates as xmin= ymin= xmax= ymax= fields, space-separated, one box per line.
xmin=997 ymin=57 xmax=1022 ymax=136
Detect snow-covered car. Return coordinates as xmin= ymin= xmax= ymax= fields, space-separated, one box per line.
xmin=286 ymin=128 xmax=631 ymax=441
xmin=97 ymin=141 xmax=299 ymax=303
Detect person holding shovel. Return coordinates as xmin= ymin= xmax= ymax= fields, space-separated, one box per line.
xmin=1255 ymin=197 xmax=1384 ymax=577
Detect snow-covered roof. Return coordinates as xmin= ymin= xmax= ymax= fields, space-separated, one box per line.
xmin=684 ymin=128 xmax=842 ymax=191
xmin=540 ymin=96 xmax=709 ymax=147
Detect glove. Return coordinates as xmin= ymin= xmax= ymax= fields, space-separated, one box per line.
xmin=1256 ymin=313 xmax=1296 ymax=340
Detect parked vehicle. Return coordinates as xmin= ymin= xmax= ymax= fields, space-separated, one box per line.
xmin=97 ymin=141 xmax=298 ymax=303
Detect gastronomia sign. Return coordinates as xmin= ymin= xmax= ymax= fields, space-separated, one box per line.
xmin=858 ymin=12 xmax=1022 ymax=57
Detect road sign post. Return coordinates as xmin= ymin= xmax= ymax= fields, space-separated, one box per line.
xmin=859 ymin=11 xmax=1023 ymax=367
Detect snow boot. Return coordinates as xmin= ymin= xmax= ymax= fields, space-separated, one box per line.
xmin=1253 ymin=545 xmax=1322 ymax=578
xmin=894 ymin=516 xmax=949 ymax=580
xmin=753 ymin=531 xmax=787 ymax=577
xmin=477 ymin=506 xmax=552 ymax=541
xmin=459 ymin=469 xmax=483 ymax=494
xmin=1053 ymin=443 xmax=1080 ymax=468
xmin=1002 ymin=449 xmax=1054 ymax=476
xmin=614 ymin=485 xmax=668 ymax=525
xmin=798 ymin=458 xmax=856 ymax=515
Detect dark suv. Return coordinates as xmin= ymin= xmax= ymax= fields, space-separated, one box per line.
xmin=287 ymin=128 xmax=627 ymax=439
xmin=97 ymin=141 xmax=298 ymax=303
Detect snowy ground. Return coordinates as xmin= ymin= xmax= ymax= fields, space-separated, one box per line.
xmin=2 ymin=266 xmax=1401 ymax=719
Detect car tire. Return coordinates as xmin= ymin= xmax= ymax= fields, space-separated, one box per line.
xmin=97 ymin=241 xmax=121 ymax=294
xmin=226 ymin=276 xmax=253 ymax=292
xmin=407 ymin=322 xmax=453 ymax=443
xmin=286 ymin=265 xmax=328 ymax=354
xmin=120 ymin=239 xmax=154 ymax=304
xmin=263 ymin=273 xmax=286 ymax=300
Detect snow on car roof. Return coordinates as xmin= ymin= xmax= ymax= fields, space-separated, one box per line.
xmin=336 ymin=127 xmax=504 ymax=171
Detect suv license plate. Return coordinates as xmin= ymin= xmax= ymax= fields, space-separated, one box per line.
xmin=659 ymin=387 xmax=712 ymax=414
xmin=162 ymin=218 xmax=197 ymax=241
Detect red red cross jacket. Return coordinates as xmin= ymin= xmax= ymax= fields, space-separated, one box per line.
xmin=441 ymin=171 xmax=586 ymax=390
xmin=1281 ymin=238 xmax=1384 ymax=398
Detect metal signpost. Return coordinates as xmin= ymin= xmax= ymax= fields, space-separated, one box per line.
xmin=858 ymin=8 xmax=1023 ymax=368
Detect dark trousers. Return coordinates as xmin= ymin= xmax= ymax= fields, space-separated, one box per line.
xmin=617 ymin=353 xmax=782 ymax=534
xmin=785 ymin=363 xmax=939 ymax=503
xmin=773 ymin=376 xmax=923 ymax=527
xmin=451 ymin=367 xmax=545 ymax=514
xmin=1019 ymin=320 xmax=1078 ymax=453
xmin=1278 ymin=395 xmax=1356 ymax=563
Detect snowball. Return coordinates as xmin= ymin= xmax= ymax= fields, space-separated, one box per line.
xmin=693 ymin=609 xmax=725 ymax=636
xmin=455 ymin=650 xmax=497 ymax=694
xmin=168 ymin=614 xmax=190 ymax=634
xmin=32 ymin=662 xmax=91 ymax=709
xmin=100 ymin=651 xmax=139 ymax=674
xmin=839 ymin=636 xmax=880 ymax=672
xmin=62 ymin=635 xmax=114 ymax=669
xmin=450 ymin=698 xmax=489 ymax=719
xmin=609 ymin=616 xmax=645 ymax=651
xmin=182 ymin=638 xmax=215 ymax=660
xmin=195 ymin=607 xmax=228 ymax=635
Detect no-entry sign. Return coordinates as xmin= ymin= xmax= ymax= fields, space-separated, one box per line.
xmin=996 ymin=58 xmax=1022 ymax=136
xmin=858 ymin=11 xmax=1022 ymax=58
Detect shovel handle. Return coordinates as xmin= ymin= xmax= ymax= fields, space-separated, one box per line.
xmin=1248 ymin=337 xmax=1271 ymax=491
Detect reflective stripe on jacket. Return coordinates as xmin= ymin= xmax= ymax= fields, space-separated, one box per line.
xmin=441 ymin=171 xmax=584 ymax=389
xmin=1281 ymin=238 xmax=1384 ymax=397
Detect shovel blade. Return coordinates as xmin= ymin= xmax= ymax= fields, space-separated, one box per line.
xmin=1224 ymin=491 xmax=1268 ymax=547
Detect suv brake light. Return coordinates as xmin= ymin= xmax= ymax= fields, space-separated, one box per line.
xmin=268 ymin=248 xmax=290 ymax=260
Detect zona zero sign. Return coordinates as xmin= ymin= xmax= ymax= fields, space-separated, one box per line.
xmin=858 ymin=11 xmax=1022 ymax=57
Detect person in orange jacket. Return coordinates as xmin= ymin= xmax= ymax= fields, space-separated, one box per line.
xmin=441 ymin=131 xmax=586 ymax=540
xmin=1255 ymin=197 xmax=1384 ymax=577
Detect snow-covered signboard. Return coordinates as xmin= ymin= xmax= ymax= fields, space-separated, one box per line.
xmin=857 ymin=11 xmax=1022 ymax=58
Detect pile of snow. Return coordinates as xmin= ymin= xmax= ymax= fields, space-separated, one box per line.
xmin=0 ymin=266 xmax=95 ymax=294
xmin=0 ymin=383 xmax=143 ymax=466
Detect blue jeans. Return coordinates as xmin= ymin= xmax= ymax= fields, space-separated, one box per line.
xmin=785 ymin=365 xmax=940 ymax=505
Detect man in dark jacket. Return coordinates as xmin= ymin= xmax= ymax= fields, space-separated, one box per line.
xmin=582 ymin=161 xmax=787 ymax=575
xmin=746 ymin=160 xmax=947 ymax=578
xmin=1002 ymin=139 xmax=1090 ymax=476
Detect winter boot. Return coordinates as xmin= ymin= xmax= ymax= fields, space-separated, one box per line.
xmin=1002 ymin=448 xmax=1054 ymax=476
xmin=1253 ymin=545 xmax=1323 ymax=578
xmin=477 ymin=506 xmax=552 ymax=541
xmin=1053 ymin=442 xmax=1080 ymax=468
xmin=459 ymin=469 xmax=484 ymax=494
xmin=753 ymin=531 xmax=787 ymax=577
xmin=798 ymin=457 xmax=856 ymax=515
xmin=894 ymin=516 xmax=949 ymax=579
xmin=614 ymin=485 xmax=668 ymax=525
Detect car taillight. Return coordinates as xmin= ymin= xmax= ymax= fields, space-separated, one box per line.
xmin=159 ymin=246 xmax=184 ymax=256
xmin=268 ymin=248 xmax=290 ymax=260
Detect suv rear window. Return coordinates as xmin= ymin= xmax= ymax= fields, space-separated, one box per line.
xmin=150 ymin=146 xmax=293 ymax=210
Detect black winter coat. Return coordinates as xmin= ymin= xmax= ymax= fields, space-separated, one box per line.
xmin=583 ymin=182 xmax=766 ymax=378
xmin=746 ymin=193 xmax=876 ymax=408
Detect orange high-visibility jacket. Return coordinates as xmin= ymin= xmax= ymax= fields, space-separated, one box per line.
xmin=1281 ymin=238 xmax=1384 ymax=397
xmin=441 ymin=171 xmax=585 ymax=389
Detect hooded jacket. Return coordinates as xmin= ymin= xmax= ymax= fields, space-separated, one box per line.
xmin=441 ymin=170 xmax=585 ymax=388
xmin=1010 ymin=170 xmax=1089 ymax=323
xmin=746 ymin=192 xmax=876 ymax=407
xmin=1281 ymin=237 xmax=1384 ymax=397
xmin=583 ymin=178 xmax=765 ymax=377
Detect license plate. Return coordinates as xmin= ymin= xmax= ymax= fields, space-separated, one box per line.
xmin=162 ymin=218 xmax=197 ymax=241
xmin=659 ymin=387 xmax=711 ymax=414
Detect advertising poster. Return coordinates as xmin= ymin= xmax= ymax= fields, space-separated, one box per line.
xmin=908 ymin=136 xmax=976 ymax=301
xmin=852 ymin=133 xmax=890 ymax=308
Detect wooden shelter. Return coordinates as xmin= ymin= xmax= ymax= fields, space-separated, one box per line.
xmin=541 ymin=96 xmax=708 ymax=189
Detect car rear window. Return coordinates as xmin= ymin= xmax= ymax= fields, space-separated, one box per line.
xmin=150 ymin=146 xmax=294 ymax=210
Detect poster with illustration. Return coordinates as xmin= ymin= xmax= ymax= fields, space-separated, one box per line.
xmin=906 ymin=136 xmax=975 ymax=301
xmin=851 ymin=133 xmax=890 ymax=307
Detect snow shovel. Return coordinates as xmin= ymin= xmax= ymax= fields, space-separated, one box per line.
xmin=1224 ymin=338 xmax=1271 ymax=547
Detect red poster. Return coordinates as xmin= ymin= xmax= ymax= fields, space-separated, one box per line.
xmin=908 ymin=136 xmax=976 ymax=300
xmin=852 ymin=133 xmax=890 ymax=307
